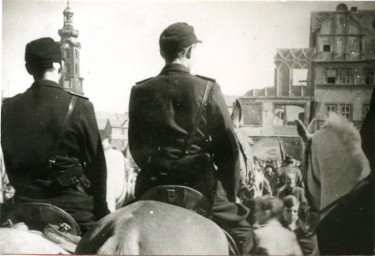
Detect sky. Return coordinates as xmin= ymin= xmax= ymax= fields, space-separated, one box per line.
xmin=2 ymin=0 xmax=375 ymax=113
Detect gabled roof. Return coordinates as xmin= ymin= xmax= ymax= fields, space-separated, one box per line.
xmin=97 ymin=119 xmax=108 ymax=130
xmin=108 ymin=119 xmax=127 ymax=128
xmin=223 ymin=95 xmax=240 ymax=108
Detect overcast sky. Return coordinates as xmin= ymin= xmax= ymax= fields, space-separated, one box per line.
xmin=3 ymin=0 xmax=375 ymax=113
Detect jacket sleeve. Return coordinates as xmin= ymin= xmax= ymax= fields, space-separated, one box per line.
xmin=128 ymin=86 xmax=147 ymax=169
xmin=207 ymin=83 xmax=240 ymax=202
xmin=76 ymin=100 xmax=110 ymax=220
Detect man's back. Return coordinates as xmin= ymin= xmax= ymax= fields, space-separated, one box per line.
xmin=2 ymin=79 xmax=109 ymax=231
xmin=2 ymin=80 xmax=93 ymax=177
xmin=129 ymin=64 xmax=224 ymax=164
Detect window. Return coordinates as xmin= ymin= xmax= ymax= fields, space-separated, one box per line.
xmin=340 ymin=69 xmax=352 ymax=84
xmin=242 ymin=104 xmax=262 ymax=126
xmin=340 ymin=105 xmax=352 ymax=120
xmin=326 ymin=104 xmax=337 ymax=115
xmin=273 ymin=104 xmax=305 ymax=126
xmin=350 ymin=41 xmax=359 ymax=53
xmin=365 ymin=69 xmax=374 ymax=85
xmin=363 ymin=104 xmax=370 ymax=119
xmin=292 ymin=69 xmax=308 ymax=86
xmin=75 ymin=64 xmax=78 ymax=74
xmin=326 ymin=69 xmax=337 ymax=84
xmin=323 ymin=45 xmax=331 ymax=52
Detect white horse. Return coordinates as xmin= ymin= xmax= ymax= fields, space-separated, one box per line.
xmin=295 ymin=112 xmax=373 ymax=254
xmin=76 ymin=200 xmax=229 ymax=255
xmin=231 ymin=99 xmax=271 ymax=199
xmin=0 ymin=227 xmax=69 ymax=254
xmin=103 ymin=139 xmax=135 ymax=212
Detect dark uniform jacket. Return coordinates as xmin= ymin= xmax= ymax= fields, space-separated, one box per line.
xmin=129 ymin=64 xmax=240 ymax=202
xmin=1 ymin=79 xmax=109 ymax=223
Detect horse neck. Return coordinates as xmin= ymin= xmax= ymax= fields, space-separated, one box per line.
xmin=312 ymin=130 xmax=370 ymax=217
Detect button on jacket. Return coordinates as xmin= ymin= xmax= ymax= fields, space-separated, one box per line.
xmin=129 ymin=64 xmax=240 ymax=201
xmin=1 ymin=79 xmax=109 ymax=221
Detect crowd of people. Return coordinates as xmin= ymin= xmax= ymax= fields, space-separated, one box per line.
xmin=239 ymin=155 xmax=318 ymax=255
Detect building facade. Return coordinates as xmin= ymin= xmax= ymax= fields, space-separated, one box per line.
xmin=311 ymin=3 xmax=375 ymax=129
xmin=58 ymin=2 xmax=84 ymax=95
xmin=240 ymin=3 xmax=375 ymax=160
xmin=96 ymin=112 xmax=128 ymax=151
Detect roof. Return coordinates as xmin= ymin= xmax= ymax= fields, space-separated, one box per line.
xmin=95 ymin=111 xmax=127 ymax=121
xmin=108 ymin=119 xmax=127 ymax=128
xmin=97 ymin=119 xmax=108 ymax=130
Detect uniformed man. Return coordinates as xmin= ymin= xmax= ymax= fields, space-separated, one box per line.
xmin=128 ymin=22 xmax=253 ymax=254
xmin=1 ymin=37 xmax=109 ymax=233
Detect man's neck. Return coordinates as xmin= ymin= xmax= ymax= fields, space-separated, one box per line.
xmin=34 ymin=71 xmax=59 ymax=83
xmin=167 ymin=59 xmax=191 ymax=72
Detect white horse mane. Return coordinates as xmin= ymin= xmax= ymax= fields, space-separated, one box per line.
xmin=321 ymin=112 xmax=361 ymax=152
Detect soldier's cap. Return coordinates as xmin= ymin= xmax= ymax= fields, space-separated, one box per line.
xmin=159 ymin=22 xmax=202 ymax=52
xmin=25 ymin=37 xmax=62 ymax=69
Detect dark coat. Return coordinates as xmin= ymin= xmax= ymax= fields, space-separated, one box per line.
xmin=128 ymin=64 xmax=240 ymax=202
xmin=1 ymin=79 xmax=109 ymax=229
xmin=128 ymin=64 xmax=253 ymax=254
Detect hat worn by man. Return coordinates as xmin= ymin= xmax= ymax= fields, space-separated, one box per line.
xmin=284 ymin=155 xmax=294 ymax=164
xmin=159 ymin=22 xmax=202 ymax=52
xmin=25 ymin=37 xmax=62 ymax=69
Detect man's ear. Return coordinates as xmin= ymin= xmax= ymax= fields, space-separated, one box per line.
xmin=186 ymin=46 xmax=192 ymax=59
xmin=25 ymin=64 xmax=33 ymax=75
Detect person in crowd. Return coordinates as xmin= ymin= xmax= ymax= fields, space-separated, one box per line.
xmin=294 ymin=203 xmax=319 ymax=255
xmin=264 ymin=165 xmax=279 ymax=195
xmin=128 ymin=22 xmax=253 ymax=254
xmin=277 ymin=172 xmax=307 ymax=203
xmin=252 ymin=196 xmax=302 ymax=255
xmin=281 ymin=195 xmax=300 ymax=231
xmin=276 ymin=155 xmax=304 ymax=188
xmin=1 ymin=37 xmax=109 ymax=233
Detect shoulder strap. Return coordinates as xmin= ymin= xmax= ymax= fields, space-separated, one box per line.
xmin=48 ymin=96 xmax=78 ymax=166
xmin=184 ymin=81 xmax=213 ymax=156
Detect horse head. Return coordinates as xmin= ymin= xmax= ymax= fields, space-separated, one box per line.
xmin=296 ymin=113 xmax=370 ymax=219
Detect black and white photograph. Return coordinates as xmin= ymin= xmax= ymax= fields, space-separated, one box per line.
xmin=1 ymin=0 xmax=374 ymax=255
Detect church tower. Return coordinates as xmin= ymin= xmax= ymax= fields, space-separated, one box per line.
xmin=58 ymin=1 xmax=84 ymax=94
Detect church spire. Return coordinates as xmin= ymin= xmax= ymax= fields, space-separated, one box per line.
xmin=59 ymin=0 xmax=78 ymax=39
xmin=58 ymin=0 xmax=84 ymax=95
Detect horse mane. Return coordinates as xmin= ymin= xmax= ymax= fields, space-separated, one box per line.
xmin=321 ymin=112 xmax=362 ymax=153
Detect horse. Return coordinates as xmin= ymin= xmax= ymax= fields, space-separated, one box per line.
xmin=295 ymin=112 xmax=374 ymax=254
xmin=76 ymin=200 xmax=229 ymax=255
xmin=231 ymin=99 xmax=271 ymax=200
xmin=103 ymin=139 xmax=136 ymax=212
xmin=0 ymin=227 xmax=69 ymax=254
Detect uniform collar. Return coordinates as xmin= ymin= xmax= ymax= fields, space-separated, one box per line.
xmin=160 ymin=63 xmax=190 ymax=74
xmin=30 ymin=79 xmax=63 ymax=90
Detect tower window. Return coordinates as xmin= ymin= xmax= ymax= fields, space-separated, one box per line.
xmin=323 ymin=45 xmax=331 ymax=52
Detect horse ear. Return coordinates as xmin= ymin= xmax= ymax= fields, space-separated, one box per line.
xmin=231 ymin=99 xmax=242 ymax=128
xmin=295 ymin=119 xmax=312 ymax=143
xmin=307 ymin=118 xmax=316 ymax=134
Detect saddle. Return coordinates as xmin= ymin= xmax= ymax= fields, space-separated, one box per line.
xmin=140 ymin=185 xmax=212 ymax=218
xmin=140 ymin=185 xmax=240 ymax=255
xmin=2 ymin=203 xmax=81 ymax=253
